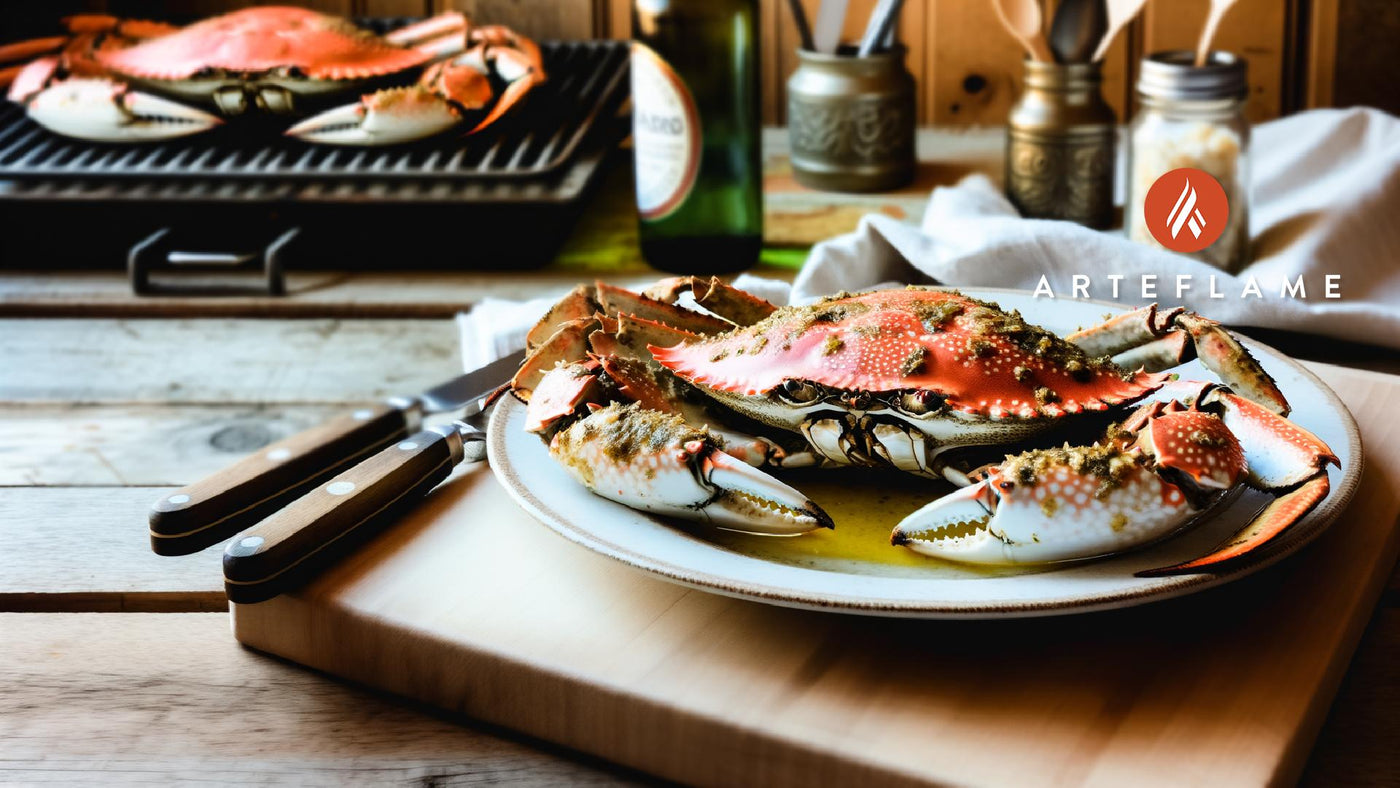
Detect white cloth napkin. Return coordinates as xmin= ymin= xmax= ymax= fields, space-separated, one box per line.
xmin=792 ymin=108 xmax=1400 ymax=349
xmin=460 ymin=108 xmax=1400 ymax=365
xmin=456 ymin=296 xmax=562 ymax=370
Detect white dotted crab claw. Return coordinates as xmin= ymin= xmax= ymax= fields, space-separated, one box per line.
xmin=10 ymin=63 xmax=220 ymax=142
xmin=549 ymin=403 xmax=833 ymax=536
xmin=891 ymin=460 xmax=1196 ymax=565
xmin=285 ymin=85 xmax=462 ymax=145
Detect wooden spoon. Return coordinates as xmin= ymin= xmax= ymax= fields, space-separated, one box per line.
xmin=990 ymin=0 xmax=1054 ymax=63
xmin=1090 ymin=0 xmax=1150 ymax=63
xmin=1195 ymin=0 xmax=1239 ymax=66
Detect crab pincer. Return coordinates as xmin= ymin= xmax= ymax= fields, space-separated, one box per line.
xmin=549 ymin=403 xmax=832 ymax=536
xmin=892 ymin=384 xmax=1337 ymax=575
xmin=9 ymin=59 xmax=220 ymax=142
xmin=288 ymin=26 xmax=544 ymax=146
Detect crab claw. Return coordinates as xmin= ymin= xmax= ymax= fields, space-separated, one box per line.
xmin=22 ymin=76 xmax=220 ymax=142
xmin=463 ymin=47 xmax=542 ymax=134
xmin=1067 ymin=305 xmax=1290 ymax=415
xmin=892 ymin=448 xmax=1200 ymax=565
xmin=550 ymin=403 xmax=832 ymax=535
xmin=286 ymin=86 xmax=460 ymax=145
xmin=1137 ymin=390 xmax=1339 ymax=576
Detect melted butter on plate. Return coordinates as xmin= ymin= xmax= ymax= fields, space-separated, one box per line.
xmin=679 ymin=469 xmax=1053 ymax=580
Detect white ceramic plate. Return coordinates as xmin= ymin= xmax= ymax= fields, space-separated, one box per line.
xmin=488 ymin=288 xmax=1362 ymax=618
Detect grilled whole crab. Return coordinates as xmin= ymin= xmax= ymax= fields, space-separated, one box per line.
xmin=0 ymin=6 xmax=543 ymax=145
xmin=510 ymin=279 xmax=1338 ymax=577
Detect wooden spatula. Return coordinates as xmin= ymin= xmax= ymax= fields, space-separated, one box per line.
xmin=1090 ymin=0 xmax=1150 ymax=62
xmin=1195 ymin=0 xmax=1240 ymax=66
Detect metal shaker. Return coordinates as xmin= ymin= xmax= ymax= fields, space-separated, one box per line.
xmin=1005 ymin=59 xmax=1116 ymax=229
xmin=787 ymin=46 xmax=916 ymax=193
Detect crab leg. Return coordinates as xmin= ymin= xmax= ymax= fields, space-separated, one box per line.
xmin=1138 ymin=475 xmax=1331 ymax=576
xmin=383 ymin=11 xmax=468 ymax=50
xmin=1068 ymin=305 xmax=1290 ymax=415
xmin=550 ymin=403 xmax=832 ymax=535
xmin=595 ymin=282 xmax=733 ymax=334
xmin=1174 ymin=313 xmax=1290 ymax=415
xmin=523 ymin=360 xmax=605 ymax=434
xmin=527 ymin=284 xmax=601 ymax=350
xmin=464 ymin=47 xmax=541 ymax=134
xmin=596 ymin=354 xmax=805 ymax=468
xmin=0 ymin=38 xmax=60 ymax=90
xmin=10 ymin=61 xmax=220 ymax=142
xmin=1109 ymin=331 xmax=1188 ymax=373
xmin=1066 ymin=305 xmax=1182 ymax=356
xmin=1131 ymin=387 xmax=1339 ymax=576
xmin=0 ymin=36 xmax=67 ymax=88
xmin=642 ymin=276 xmax=779 ymax=326
xmin=381 ymin=12 xmax=474 ymax=62
xmin=285 ymin=50 xmax=504 ymax=145
xmin=594 ymin=313 xmax=701 ymax=362
xmin=509 ymin=317 xmax=598 ymax=398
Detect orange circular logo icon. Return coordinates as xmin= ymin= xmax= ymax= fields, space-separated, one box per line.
xmin=1143 ymin=167 xmax=1230 ymax=253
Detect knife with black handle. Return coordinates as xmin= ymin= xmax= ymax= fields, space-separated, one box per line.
xmin=149 ymin=349 xmax=523 ymax=556
xmin=222 ymin=419 xmax=486 ymax=604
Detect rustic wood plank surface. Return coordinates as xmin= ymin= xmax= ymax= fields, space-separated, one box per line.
xmin=0 ymin=487 xmax=218 ymax=610
xmin=0 ymin=613 xmax=644 ymax=785
xmin=1 ymin=319 xmax=462 ymax=404
xmin=1 ymin=405 xmax=353 ymax=486
xmin=0 ymin=271 xmax=658 ymax=318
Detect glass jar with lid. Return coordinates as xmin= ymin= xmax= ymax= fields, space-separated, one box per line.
xmin=1127 ymin=51 xmax=1250 ymax=272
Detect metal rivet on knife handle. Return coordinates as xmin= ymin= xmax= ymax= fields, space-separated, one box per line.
xmin=222 ymin=427 xmax=464 ymax=605
xmin=148 ymin=403 xmax=412 ymax=556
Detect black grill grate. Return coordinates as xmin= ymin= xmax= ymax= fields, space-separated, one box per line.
xmin=0 ymin=39 xmax=627 ymax=183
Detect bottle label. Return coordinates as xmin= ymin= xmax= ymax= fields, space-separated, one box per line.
xmin=631 ymin=43 xmax=700 ymax=221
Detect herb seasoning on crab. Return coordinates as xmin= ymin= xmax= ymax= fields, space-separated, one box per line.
xmin=510 ymin=279 xmax=1338 ymax=577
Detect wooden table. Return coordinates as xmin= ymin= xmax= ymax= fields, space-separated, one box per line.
xmin=2 ymin=132 xmax=1397 ymax=786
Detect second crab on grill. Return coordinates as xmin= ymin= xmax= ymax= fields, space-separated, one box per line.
xmin=0 ymin=6 xmax=544 ymax=145
xmin=510 ymin=278 xmax=1338 ymax=577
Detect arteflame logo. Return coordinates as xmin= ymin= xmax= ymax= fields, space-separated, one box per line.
xmin=1143 ymin=167 xmax=1229 ymax=253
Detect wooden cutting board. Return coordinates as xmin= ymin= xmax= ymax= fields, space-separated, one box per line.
xmin=233 ymin=362 xmax=1400 ymax=787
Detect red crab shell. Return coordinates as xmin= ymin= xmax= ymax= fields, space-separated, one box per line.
xmin=97 ymin=6 xmax=432 ymax=81
xmin=649 ymin=289 xmax=1169 ymax=420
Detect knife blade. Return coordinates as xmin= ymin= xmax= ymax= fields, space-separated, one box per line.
xmin=222 ymin=417 xmax=488 ymax=604
xmin=149 ymin=349 xmax=524 ymax=557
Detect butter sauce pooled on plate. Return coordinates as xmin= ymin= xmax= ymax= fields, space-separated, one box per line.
xmin=679 ymin=469 xmax=1049 ymax=580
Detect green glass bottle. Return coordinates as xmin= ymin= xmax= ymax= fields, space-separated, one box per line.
xmin=631 ymin=0 xmax=762 ymax=275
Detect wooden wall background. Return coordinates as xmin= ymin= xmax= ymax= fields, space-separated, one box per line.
xmin=11 ymin=0 xmax=1396 ymax=125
